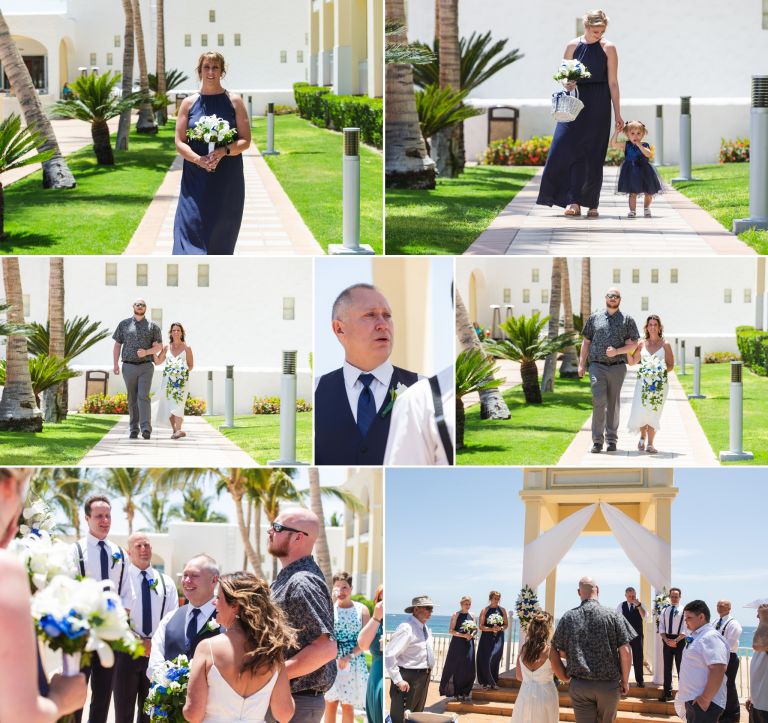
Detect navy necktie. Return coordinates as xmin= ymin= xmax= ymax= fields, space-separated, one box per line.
xmin=98 ymin=540 xmax=109 ymax=580
xmin=186 ymin=608 xmax=201 ymax=649
xmin=357 ymin=374 xmax=376 ymax=437
xmin=141 ymin=571 xmax=153 ymax=637
xmin=716 ymin=617 xmax=723 ymax=631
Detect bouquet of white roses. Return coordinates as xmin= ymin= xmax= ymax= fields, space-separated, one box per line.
xmin=459 ymin=619 xmax=477 ymax=636
xmin=486 ymin=612 xmax=504 ymax=628
xmin=553 ymin=59 xmax=592 ymax=83
xmin=187 ymin=113 xmax=237 ymax=154
xmin=163 ymin=354 xmax=189 ymax=405
xmin=144 ymin=654 xmax=191 ymax=723
xmin=18 ymin=497 xmax=57 ymax=537
xmin=638 ymin=353 xmax=667 ymax=411
xmin=653 ymin=588 xmax=671 ymax=631
xmin=515 ymin=585 xmax=541 ymax=631
xmin=11 ymin=529 xmax=77 ymax=593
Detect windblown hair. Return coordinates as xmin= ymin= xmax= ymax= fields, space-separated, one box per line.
xmin=643 ymin=315 xmax=664 ymax=339
xmin=624 ymin=120 xmax=648 ymax=138
xmin=218 ymin=571 xmax=298 ymax=675
xmin=522 ymin=611 xmax=554 ymax=667
xmin=197 ymin=51 xmax=227 ymax=79
xmin=332 ymin=571 xmax=353 ymax=587
xmin=168 ymin=322 xmax=186 ymax=343
xmin=583 ymin=9 xmax=609 ymax=27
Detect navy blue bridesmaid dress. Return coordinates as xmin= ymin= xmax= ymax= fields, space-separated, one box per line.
xmin=476 ymin=607 xmax=505 ymax=686
xmin=439 ymin=612 xmax=476 ymax=698
xmin=537 ymin=39 xmax=612 ymax=210
xmin=617 ymin=142 xmax=663 ymax=195
xmin=172 ymin=92 xmax=244 ymax=255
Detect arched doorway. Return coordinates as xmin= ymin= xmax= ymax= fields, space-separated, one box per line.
xmin=2 ymin=36 xmax=48 ymax=92
xmin=58 ymin=36 xmax=75 ymax=98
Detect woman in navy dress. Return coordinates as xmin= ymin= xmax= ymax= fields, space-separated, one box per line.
xmin=476 ymin=591 xmax=509 ymax=689
xmin=537 ymin=10 xmax=623 ymax=218
xmin=173 ymin=51 xmax=251 ymax=255
xmin=439 ymin=596 xmax=476 ymax=701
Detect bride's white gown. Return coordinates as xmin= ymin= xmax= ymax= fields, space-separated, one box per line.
xmin=202 ymin=664 xmax=279 ymax=723
xmin=152 ymin=348 xmax=189 ymax=428
xmin=627 ymin=346 xmax=669 ymax=433
xmin=510 ymin=657 xmax=559 ymax=723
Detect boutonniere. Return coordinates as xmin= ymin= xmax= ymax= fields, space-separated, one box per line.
xmin=206 ymin=620 xmax=221 ymax=634
xmin=111 ymin=550 xmax=123 ymax=569
xmin=685 ymin=635 xmax=694 ymax=644
xmin=380 ymin=382 xmax=408 ymax=418
xmin=147 ymin=576 xmax=159 ymax=594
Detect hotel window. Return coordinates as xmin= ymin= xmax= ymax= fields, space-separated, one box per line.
xmin=532 ymin=308 xmax=541 ymax=316
xmin=532 ymin=268 xmax=540 ymax=282
xmin=197 ymin=264 xmax=210 ymax=288
xmin=670 ymin=268 xmax=679 ymax=283
xmin=632 ymin=269 xmax=640 ymax=283
xmin=201 ymin=34 xmax=208 ymax=46
xmin=114 ymin=35 xmax=121 ymax=48
xmin=23 ymin=294 xmax=31 ymax=317
xmin=724 ymin=288 xmax=733 ymax=303
xmin=106 ymin=53 xmax=114 ymax=66
xmin=105 ymin=262 xmax=118 ymax=286
xmin=218 ymin=33 xmax=224 ymax=47
xmin=167 ymin=264 xmax=179 ymax=287
xmin=297 ymin=50 xmax=304 ymax=63
xmin=283 ymin=297 xmax=296 ymax=321
xmin=234 ymin=34 xmax=241 ymax=46
xmin=151 ymin=308 xmax=163 ymax=330
xmin=641 ymin=296 xmax=649 ymax=311
xmin=503 ymin=288 xmax=511 ymax=304
xmin=280 ymin=50 xmax=287 ymax=63
xmin=136 ymin=264 xmax=148 ymax=287
xmin=522 ymin=289 xmax=530 ymax=303
xmin=541 ymin=289 xmax=549 ymax=304
xmin=651 ymin=268 xmax=659 ymax=283
xmin=89 ymin=52 xmax=97 ymax=66
xmin=209 ymin=9 xmax=216 ymax=22
xmin=184 ymin=34 xmax=192 ymax=47
xmin=745 ymin=288 xmax=753 ymax=303
xmin=612 ymin=269 xmax=621 ymax=283
xmin=763 ymin=0 xmax=768 ymax=28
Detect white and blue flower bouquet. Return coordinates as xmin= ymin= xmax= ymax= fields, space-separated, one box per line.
xmin=163 ymin=354 xmax=190 ymax=405
xmin=486 ymin=612 xmax=504 ymax=628
xmin=553 ymin=59 xmax=592 ymax=83
xmin=187 ymin=114 xmax=237 ymax=155
xmin=144 ymin=654 xmax=191 ymax=723
xmin=653 ymin=588 xmax=671 ymax=631
xmin=460 ymin=619 xmax=478 ymax=636
xmin=551 ymin=59 xmax=591 ymax=122
xmin=638 ymin=353 xmax=667 ymax=411
xmin=515 ymin=585 xmax=541 ymax=631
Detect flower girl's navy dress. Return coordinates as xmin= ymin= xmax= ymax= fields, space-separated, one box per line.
xmin=617 ymin=141 xmax=662 ymax=195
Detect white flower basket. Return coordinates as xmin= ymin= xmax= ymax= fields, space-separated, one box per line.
xmin=551 ymin=88 xmax=584 ymax=122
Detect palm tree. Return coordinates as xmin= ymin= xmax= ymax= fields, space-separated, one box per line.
xmin=31 ymin=468 xmax=93 ymax=537
xmin=0 ymin=302 xmax=30 ymax=337
xmin=414 ymin=84 xmax=481 ymax=155
xmin=50 ymin=72 xmax=140 ymax=165
xmin=149 ymin=69 xmax=189 ymax=93
xmin=154 ymin=0 xmax=167 ymax=125
xmin=27 ymin=315 xmax=111 ymax=359
xmin=94 ymin=468 xmax=155 ymax=534
xmin=0 ymin=258 xmax=42 ymax=431
xmin=181 ymin=485 xmax=227 ymax=523
xmin=0 ymin=355 xmax=79 ymax=408
xmin=307 ymin=467 xmax=332 ymax=588
xmin=0 ymin=10 xmax=76 ymax=189
xmin=541 ymin=258 xmax=563 ymax=392
xmin=385 ymin=22 xmax=435 ymax=65
xmin=433 ymin=0 xmax=462 ymax=177
xmin=455 ymin=288 xmax=510 ymax=419
xmin=385 ymin=0 xmax=436 ymax=189
xmin=485 ymin=314 xmax=579 ymax=404
xmin=132 ymin=0 xmax=157 ymax=133
xmin=455 ymin=348 xmax=504 ymax=450
xmin=0 ymin=114 xmax=54 ymax=238
xmin=116 ymin=0 xmax=135 ymax=151
xmin=42 ymin=258 xmax=66 ymax=422
xmin=580 ymin=257 xmax=591 ymax=322
xmin=138 ymin=489 xmax=181 ymax=533
xmin=559 ymin=258 xmax=579 ymax=377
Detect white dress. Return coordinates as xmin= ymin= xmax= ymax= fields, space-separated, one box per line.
xmin=627 ymin=345 xmax=669 ymax=433
xmin=510 ymin=657 xmax=559 ymax=723
xmin=201 ymin=663 xmax=279 ymax=723
xmin=153 ymin=347 xmax=190 ymax=426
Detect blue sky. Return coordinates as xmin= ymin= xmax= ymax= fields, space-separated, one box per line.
xmin=385 ymin=468 xmax=768 ymax=626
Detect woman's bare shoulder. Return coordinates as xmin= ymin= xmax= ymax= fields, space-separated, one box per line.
xmin=181 ymin=93 xmax=199 ymax=109
xmin=602 ymin=40 xmax=617 ymax=52
xmin=228 ymin=92 xmax=245 ymax=107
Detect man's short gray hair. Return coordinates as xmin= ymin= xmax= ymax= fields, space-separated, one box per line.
xmin=332 ymin=283 xmax=377 ymax=321
xmin=190 ymin=553 xmax=219 ymax=577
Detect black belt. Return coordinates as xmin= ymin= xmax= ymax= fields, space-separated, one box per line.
xmin=592 ymin=360 xmax=625 ymax=366
xmin=294 ymin=689 xmax=326 ymax=697
xmin=122 ymin=360 xmax=153 ymax=365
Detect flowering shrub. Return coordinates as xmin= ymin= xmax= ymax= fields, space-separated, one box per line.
xmin=482 ymin=135 xmax=552 ymax=166
xmin=704 ymin=351 xmax=740 ymax=364
xmin=268 ymin=104 xmax=298 ymax=115
xmin=81 ymin=393 xmax=129 ymax=414
xmin=720 ymin=137 xmax=749 ymax=163
xmin=184 ymin=397 xmax=206 ymax=416
xmin=605 ymin=146 xmax=624 ymax=166
xmin=252 ymin=396 xmax=313 ymax=414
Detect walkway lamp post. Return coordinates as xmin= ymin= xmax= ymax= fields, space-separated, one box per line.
xmin=654 ymin=104 xmax=664 ymax=167
xmin=672 ymin=97 xmax=698 ymax=183
xmin=490 ymin=305 xmax=502 ymax=340
xmin=689 ymin=346 xmax=706 ymax=399
xmin=221 ymin=365 xmax=235 ymax=429
xmin=205 ymin=370 xmax=214 ymax=415
xmin=719 ymin=361 xmax=754 ymax=461
xmin=679 ymin=340 xmax=687 ymax=376
xmin=263 ymin=102 xmax=280 ymax=156
xmin=269 ymin=351 xmax=307 ymax=465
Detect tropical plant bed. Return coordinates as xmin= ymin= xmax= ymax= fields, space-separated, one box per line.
xmin=386 ymin=165 xmax=538 ymax=255
xmin=251 ymin=114 xmax=382 ymax=254
xmin=658 ymin=163 xmax=768 ymax=255
xmin=676 ymin=363 xmax=767 ymax=465
xmin=0 ymin=414 xmax=119 ymax=464
xmin=1 ymin=124 xmax=177 ymax=254
xmin=457 ymin=376 xmax=593 ymax=465
xmin=206 ymin=413 xmax=312 ymax=465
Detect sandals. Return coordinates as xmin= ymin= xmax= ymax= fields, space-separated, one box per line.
xmin=647 ymin=445 xmax=658 ymax=454
xmin=586 ymin=208 xmax=599 ymax=218
xmin=564 ymin=204 xmax=581 ymax=216
xmin=644 ymin=208 xmax=652 ymax=217
xmin=627 ymin=210 xmax=637 ymax=218
xmin=638 ymin=439 xmax=646 ymax=451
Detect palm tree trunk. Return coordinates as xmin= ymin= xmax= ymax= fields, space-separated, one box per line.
xmin=580 ymin=257 xmax=591 ymax=324
xmin=232 ymin=486 xmax=262 ymax=573
xmin=155 ymin=0 xmax=167 ymax=125
xmin=0 ymin=183 xmax=5 ymax=239
xmin=385 ymin=0 xmax=436 ymax=189
xmin=520 ymin=359 xmax=543 ymax=404
xmin=42 ymin=257 xmax=66 ymax=422
xmin=434 ymin=0 xmax=462 ymax=178
xmin=92 ymin=120 xmax=115 ymax=165
xmin=254 ymin=501 xmax=262 ymax=576
xmin=243 ymin=498 xmax=253 ymax=571
xmin=308 ymin=467 xmax=332 ymax=590
xmin=455 ymin=289 xmax=510 ymax=419
xmin=559 ymin=258 xmax=579 ymax=377
xmin=132 ymin=0 xmax=157 ymax=133
xmin=0 ymin=11 xmax=76 ymax=189
xmin=541 ymin=258 xmax=563 ymax=392
xmin=116 ymin=0 xmax=135 ymax=150
xmin=0 ymin=258 xmax=42 ymax=431
xmin=455 ymin=396 xmax=465 ymax=450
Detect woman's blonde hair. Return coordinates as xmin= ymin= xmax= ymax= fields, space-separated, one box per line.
xmin=197 ymin=51 xmax=226 ymax=79
xmin=488 ymin=590 xmax=501 ymax=601
xmin=373 ymin=584 xmax=383 ymax=604
xmin=624 ymin=120 xmax=648 ymax=138
xmin=460 ymin=595 xmax=472 ymax=604
xmin=218 ymin=572 xmax=297 ymax=675
xmin=583 ymin=9 xmax=609 ymax=27
xmin=522 ymin=610 xmax=554 ymax=667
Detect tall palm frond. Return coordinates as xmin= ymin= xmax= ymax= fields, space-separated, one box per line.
xmin=26 ymin=315 xmax=111 ymax=360
xmin=0 ymin=355 xmax=80 ymax=407
xmin=385 ymin=22 xmax=436 ymax=65
xmin=149 ymin=68 xmax=189 ymax=93
xmin=415 ymin=84 xmax=481 ymax=152
xmin=455 ymin=348 xmax=505 ymax=450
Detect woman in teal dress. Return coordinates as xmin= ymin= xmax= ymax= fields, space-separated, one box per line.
xmin=358 ymin=586 xmax=384 ymax=723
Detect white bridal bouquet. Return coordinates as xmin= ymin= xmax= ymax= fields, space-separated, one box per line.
xmin=186 ymin=114 xmax=237 ymax=154
xmin=144 ymin=654 xmax=191 ymax=723
xmin=638 ymin=354 xmax=668 ymax=411
xmin=460 ymin=619 xmax=478 ymax=636
xmin=486 ymin=612 xmax=504 ymax=628
xmin=653 ymin=588 xmax=671 ymax=631
xmin=553 ymin=59 xmax=592 ymax=83
xmin=163 ymin=354 xmax=189 ymax=405
xmin=515 ymin=585 xmax=541 ymax=631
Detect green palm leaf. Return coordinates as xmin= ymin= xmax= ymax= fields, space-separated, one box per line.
xmin=456 ymin=348 xmax=504 ymax=399
xmin=0 ymin=114 xmax=54 ymax=174
xmin=0 ymin=354 xmax=79 ymax=402
xmin=485 ymin=313 xmax=580 ymax=363
xmin=26 ymin=315 xmax=111 ymax=360
xmin=50 ymin=72 xmax=141 ymax=123
xmin=415 ymin=83 xmax=482 ymax=141
xmin=148 ymin=68 xmax=190 ymax=92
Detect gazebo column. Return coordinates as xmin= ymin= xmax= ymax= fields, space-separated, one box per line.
xmin=352 ymin=509 xmax=361 ymax=591
xmin=319 ymin=0 xmax=334 ymax=86
xmin=367 ymin=0 xmax=383 ymax=96
xmin=545 ymin=568 xmax=557 ymax=615
xmin=640 ymin=574 xmax=653 ymax=674
xmin=309 ymin=3 xmax=320 ymax=85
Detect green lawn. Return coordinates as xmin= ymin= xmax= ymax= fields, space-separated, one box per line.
xmin=458 ymin=376 xmax=593 ymax=465
xmin=206 ymin=413 xmax=312 ymax=465
xmin=676 ymin=363 xmax=767 ymax=465
xmin=0 ymin=414 xmax=119 ymax=464
xmin=386 ymin=165 xmax=539 ymax=255
xmin=2 ymin=125 xmax=177 ymax=254
xmin=252 ymin=115 xmax=383 ymax=253
xmin=658 ymin=163 xmax=768 ymax=254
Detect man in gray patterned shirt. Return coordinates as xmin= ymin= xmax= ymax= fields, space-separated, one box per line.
xmin=578 ymin=288 xmax=640 ymax=453
xmin=551 ymin=576 xmax=635 ymax=723
xmin=112 ymin=298 xmax=162 ymax=440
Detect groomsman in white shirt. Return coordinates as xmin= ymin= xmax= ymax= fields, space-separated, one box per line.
xmin=746 ymin=604 xmax=768 ymax=723
xmin=715 ymin=600 xmax=743 ymax=722
xmin=659 ymin=587 xmax=689 ymax=702
xmin=384 ymin=595 xmax=436 ymax=723
xmin=113 ymin=533 xmax=178 ymax=723
xmin=71 ymin=496 xmax=136 ymax=723
xmin=617 ymin=586 xmax=647 ymax=686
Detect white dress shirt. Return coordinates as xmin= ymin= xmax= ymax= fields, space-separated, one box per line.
xmin=750 ymin=651 xmax=768 ymax=711
xmin=659 ymin=603 xmax=689 ymax=637
xmin=383 ymin=615 xmax=434 ymax=685
xmin=127 ymin=564 xmax=178 ymax=638
xmin=616 ymin=601 xmax=646 ymax=618
xmin=148 ymin=599 xmax=216 ymax=680
xmin=384 ymin=366 xmax=455 ymax=466
xmin=674 ymin=623 xmax=729 ymax=718
xmin=73 ymin=533 xmax=136 ymax=611
xmin=714 ymin=614 xmax=742 ymax=653
xmin=342 ymin=360 xmax=394 ymax=421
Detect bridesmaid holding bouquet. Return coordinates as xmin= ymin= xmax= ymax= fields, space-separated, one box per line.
xmin=476 ymin=591 xmax=509 ymax=689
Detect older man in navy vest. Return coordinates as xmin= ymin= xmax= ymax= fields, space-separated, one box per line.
xmin=617 ymin=586 xmax=646 ymax=687
xmin=147 ymin=554 xmax=221 ymax=681
xmin=315 ymin=283 xmax=420 ymax=465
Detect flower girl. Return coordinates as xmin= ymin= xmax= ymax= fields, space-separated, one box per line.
xmin=610 ymin=120 xmax=663 ymax=217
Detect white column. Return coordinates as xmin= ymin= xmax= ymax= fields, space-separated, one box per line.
xmin=352 ymin=509 xmax=361 ymax=591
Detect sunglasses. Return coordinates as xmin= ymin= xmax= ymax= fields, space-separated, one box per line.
xmin=134 ymin=303 xmax=146 ymax=308
xmin=270 ymin=521 xmax=308 ymax=536
xmin=605 ymin=294 xmax=621 ymax=300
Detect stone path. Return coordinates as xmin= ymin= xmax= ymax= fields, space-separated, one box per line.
xmin=79 ymin=415 xmax=256 ymax=466
xmin=124 ymin=145 xmax=323 ymax=255
xmin=558 ymin=367 xmax=718 ymax=466
xmin=466 ymin=167 xmax=756 ymax=256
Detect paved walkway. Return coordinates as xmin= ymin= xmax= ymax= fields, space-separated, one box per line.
xmin=559 ymin=367 xmax=718 ymax=466
xmin=79 ymin=415 xmax=256 ymax=466
xmin=467 ymin=167 xmax=756 ymax=256
xmin=123 ymin=145 xmax=323 ymax=255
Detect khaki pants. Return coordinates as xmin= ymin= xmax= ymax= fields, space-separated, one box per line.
xmin=589 ymin=362 xmax=627 ymax=446
xmin=569 ymin=677 xmax=621 ymax=723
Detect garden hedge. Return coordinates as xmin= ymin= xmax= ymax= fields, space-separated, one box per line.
xmin=735 ymin=326 xmax=768 ymax=376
